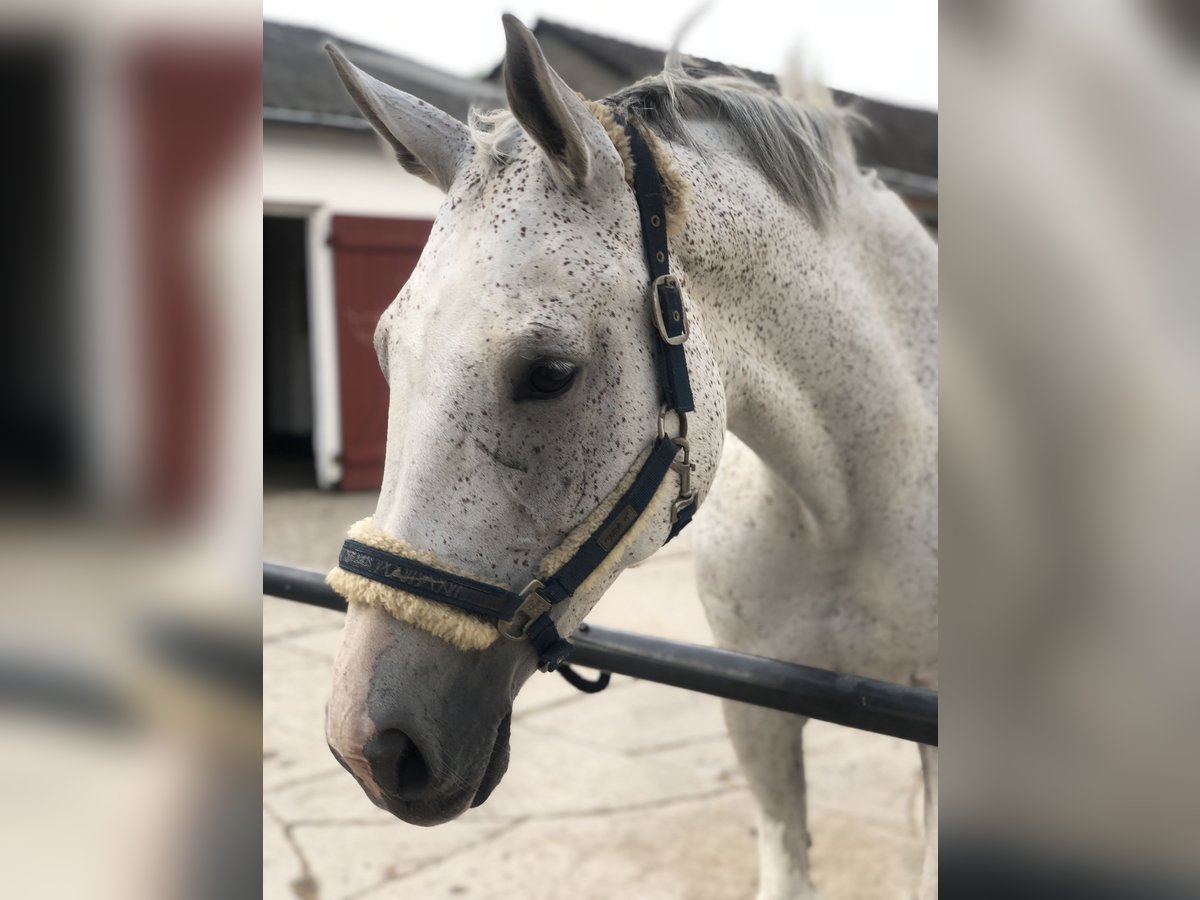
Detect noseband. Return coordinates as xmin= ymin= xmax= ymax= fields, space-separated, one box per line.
xmin=336 ymin=117 xmax=696 ymax=672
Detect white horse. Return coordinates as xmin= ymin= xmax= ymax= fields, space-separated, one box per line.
xmin=323 ymin=16 xmax=937 ymax=899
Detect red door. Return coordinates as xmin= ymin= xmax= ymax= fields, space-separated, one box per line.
xmin=330 ymin=215 xmax=432 ymax=490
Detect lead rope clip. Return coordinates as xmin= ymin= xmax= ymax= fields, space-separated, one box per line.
xmin=659 ymin=408 xmax=697 ymax=524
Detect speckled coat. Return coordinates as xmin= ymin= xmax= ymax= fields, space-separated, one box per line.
xmin=323 ymin=16 xmax=937 ymax=900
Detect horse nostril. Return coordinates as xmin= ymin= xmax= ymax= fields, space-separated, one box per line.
xmin=363 ymin=729 xmax=432 ymax=799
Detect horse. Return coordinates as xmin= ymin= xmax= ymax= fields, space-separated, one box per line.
xmin=322 ymin=15 xmax=937 ymax=899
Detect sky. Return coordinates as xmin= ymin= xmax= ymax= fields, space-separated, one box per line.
xmin=262 ymin=0 xmax=938 ymax=110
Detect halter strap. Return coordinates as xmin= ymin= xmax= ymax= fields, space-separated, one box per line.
xmin=625 ymin=119 xmax=694 ymax=417
xmin=337 ymin=116 xmax=696 ymax=672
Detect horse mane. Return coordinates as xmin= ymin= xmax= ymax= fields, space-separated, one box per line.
xmin=609 ymin=59 xmax=856 ymax=227
xmin=470 ymin=56 xmax=857 ymax=229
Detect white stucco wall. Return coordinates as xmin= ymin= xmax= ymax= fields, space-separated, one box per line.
xmin=263 ymin=122 xmax=445 ymax=218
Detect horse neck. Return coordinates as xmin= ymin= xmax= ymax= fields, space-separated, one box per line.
xmin=675 ymin=129 xmax=938 ymax=547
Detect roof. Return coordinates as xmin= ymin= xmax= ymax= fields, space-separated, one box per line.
xmin=263 ymin=18 xmax=935 ymax=185
xmin=835 ymin=92 xmax=938 ymax=184
xmin=263 ymin=21 xmax=504 ymax=128
xmin=485 ymin=19 xmax=937 ymax=182
xmin=483 ymin=19 xmax=778 ymax=97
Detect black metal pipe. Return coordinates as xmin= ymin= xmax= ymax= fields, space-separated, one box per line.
xmin=570 ymin=624 xmax=937 ymax=746
xmin=263 ymin=562 xmax=937 ymax=746
xmin=264 ymin=562 xmax=347 ymax=612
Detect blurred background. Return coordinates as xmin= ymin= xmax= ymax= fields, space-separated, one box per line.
xmin=940 ymin=1 xmax=1200 ymax=891
xmin=1 ymin=0 xmax=1198 ymax=897
xmin=0 ymin=0 xmax=261 ymax=898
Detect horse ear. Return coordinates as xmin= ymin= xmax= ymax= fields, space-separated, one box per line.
xmin=501 ymin=14 xmax=612 ymax=189
xmin=325 ymin=44 xmax=471 ymax=193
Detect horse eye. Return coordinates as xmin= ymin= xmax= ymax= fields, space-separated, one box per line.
xmin=518 ymin=359 xmax=577 ymax=400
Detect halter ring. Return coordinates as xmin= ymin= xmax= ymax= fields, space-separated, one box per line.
xmin=658 ymin=407 xmax=689 ymax=441
xmin=497 ymin=580 xmax=553 ymax=640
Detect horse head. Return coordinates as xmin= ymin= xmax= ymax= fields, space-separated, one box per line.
xmin=323 ymin=15 xmax=726 ymax=825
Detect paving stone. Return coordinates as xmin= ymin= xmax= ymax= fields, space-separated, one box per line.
xmin=263 ymin=807 xmax=307 ymax=900
xmin=630 ymin=728 xmax=746 ymax=787
xmin=264 ymin=593 xmax=343 ymax=641
xmin=265 ymin=766 xmax=361 ymax=821
xmin=287 ymin=815 xmax=509 ymax=900
xmin=808 ymin=811 xmax=924 ymax=900
xmin=481 ymin=718 xmax=719 ymax=820
xmin=517 ymin=677 xmax=728 ymax=756
xmin=359 ymin=791 xmax=759 ymax=900
xmin=805 ymin=721 xmax=925 ymax=832
xmin=264 ymin=641 xmax=337 ymax=792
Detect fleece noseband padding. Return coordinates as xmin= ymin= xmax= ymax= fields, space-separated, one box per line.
xmin=327 ymin=518 xmax=500 ymax=651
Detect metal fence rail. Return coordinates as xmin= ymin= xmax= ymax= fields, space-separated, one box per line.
xmin=264 ymin=562 xmax=937 ymax=746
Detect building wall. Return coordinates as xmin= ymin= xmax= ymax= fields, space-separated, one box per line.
xmin=264 ymin=122 xmax=444 ymax=217
xmin=264 ymin=122 xmax=442 ymax=489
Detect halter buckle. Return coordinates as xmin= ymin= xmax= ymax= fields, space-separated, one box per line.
xmin=651 ymin=274 xmax=688 ymax=346
xmin=498 ymin=580 xmax=552 ymax=640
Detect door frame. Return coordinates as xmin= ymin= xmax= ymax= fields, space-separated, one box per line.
xmin=263 ymin=202 xmax=341 ymax=488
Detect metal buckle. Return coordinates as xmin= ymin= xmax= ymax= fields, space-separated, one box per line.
xmin=498 ymin=580 xmax=552 ymax=640
xmin=671 ymin=494 xmax=697 ymax=524
xmin=669 ymin=438 xmax=696 ymax=524
xmin=650 ymin=274 xmax=688 ymax=346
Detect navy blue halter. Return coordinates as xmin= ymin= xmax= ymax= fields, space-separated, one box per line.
xmin=337 ymin=116 xmax=695 ymax=672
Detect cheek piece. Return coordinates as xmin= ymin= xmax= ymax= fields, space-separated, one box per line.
xmin=328 ymin=115 xmax=696 ymax=673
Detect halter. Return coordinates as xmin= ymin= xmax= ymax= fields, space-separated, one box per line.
xmin=336 ymin=117 xmax=696 ymax=672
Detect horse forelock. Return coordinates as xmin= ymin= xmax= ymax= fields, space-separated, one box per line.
xmin=469 ymin=58 xmax=856 ymax=230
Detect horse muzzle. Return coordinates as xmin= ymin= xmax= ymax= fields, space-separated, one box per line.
xmin=328 ymin=710 xmax=512 ymax=826
xmin=325 ymin=601 xmax=527 ymax=825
